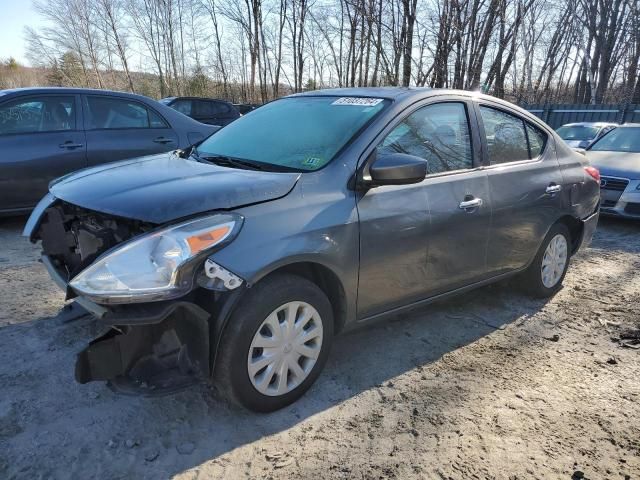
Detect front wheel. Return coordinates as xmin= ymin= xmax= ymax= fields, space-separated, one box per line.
xmin=213 ymin=273 xmax=333 ymax=412
xmin=521 ymin=223 xmax=571 ymax=298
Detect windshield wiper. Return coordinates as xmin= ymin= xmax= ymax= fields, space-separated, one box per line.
xmin=204 ymin=155 xmax=265 ymax=171
xmin=196 ymin=153 xmax=304 ymax=173
xmin=196 ymin=154 xmax=265 ymax=171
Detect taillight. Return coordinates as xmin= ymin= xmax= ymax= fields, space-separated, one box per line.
xmin=584 ymin=166 xmax=600 ymax=183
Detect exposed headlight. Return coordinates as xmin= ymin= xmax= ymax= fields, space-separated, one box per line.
xmin=70 ymin=213 xmax=242 ymax=303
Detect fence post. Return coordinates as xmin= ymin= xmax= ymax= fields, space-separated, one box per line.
xmin=620 ymin=104 xmax=630 ymax=124
xmin=543 ymin=104 xmax=551 ymax=124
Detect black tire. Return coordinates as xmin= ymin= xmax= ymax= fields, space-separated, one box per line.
xmin=521 ymin=223 xmax=571 ymax=298
xmin=213 ymin=273 xmax=334 ymax=412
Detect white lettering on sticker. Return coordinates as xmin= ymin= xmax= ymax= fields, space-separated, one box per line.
xmin=332 ymin=97 xmax=383 ymax=106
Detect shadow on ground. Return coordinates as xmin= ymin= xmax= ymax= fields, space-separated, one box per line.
xmin=0 ymin=274 xmax=546 ymax=478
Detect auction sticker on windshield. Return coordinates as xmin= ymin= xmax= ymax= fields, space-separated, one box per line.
xmin=332 ymin=97 xmax=384 ymax=106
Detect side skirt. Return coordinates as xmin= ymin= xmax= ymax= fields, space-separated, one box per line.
xmin=352 ymin=268 xmax=526 ymax=329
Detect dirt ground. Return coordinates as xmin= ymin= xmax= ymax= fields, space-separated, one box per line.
xmin=0 ymin=215 xmax=638 ymax=480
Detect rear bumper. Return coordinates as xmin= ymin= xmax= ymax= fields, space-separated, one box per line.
xmin=577 ymin=209 xmax=599 ymax=250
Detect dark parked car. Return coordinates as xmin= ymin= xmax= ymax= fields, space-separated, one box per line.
xmin=0 ymin=88 xmax=216 ymax=215
xmin=585 ymin=123 xmax=640 ymax=218
xmin=25 ymin=88 xmax=600 ymax=412
xmin=160 ymin=97 xmax=240 ymax=126
xmin=233 ymin=103 xmax=261 ymax=115
xmin=556 ymin=122 xmax=617 ymax=149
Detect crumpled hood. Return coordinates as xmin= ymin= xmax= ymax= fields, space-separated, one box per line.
xmin=50 ymin=153 xmax=301 ymax=223
xmin=586 ymin=151 xmax=640 ymax=180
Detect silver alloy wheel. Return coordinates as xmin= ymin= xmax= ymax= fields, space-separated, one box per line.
xmin=541 ymin=233 xmax=568 ymax=288
xmin=247 ymin=301 xmax=323 ymax=397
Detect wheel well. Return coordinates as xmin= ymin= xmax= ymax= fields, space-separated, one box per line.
xmin=555 ymin=215 xmax=583 ymax=253
xmin=261 ymin=262 xmax=348 ymax=333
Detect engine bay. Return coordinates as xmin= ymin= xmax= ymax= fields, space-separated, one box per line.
xmin=35 ymin=201 xmax=154 ymax=283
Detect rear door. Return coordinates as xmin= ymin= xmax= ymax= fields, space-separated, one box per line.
xmin=0 ymin=94 xmax=86 ymax=210
xmin=475 ymin=102 xmax=562 ymax=275
xmin=83 ymin=95 xmax=179 ymax=167
xmin=357 ymin=99 xmax=491 ymax=319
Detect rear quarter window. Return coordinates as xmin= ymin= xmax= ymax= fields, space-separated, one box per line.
xmin=479 ymin=105 xmax=547 ymax=164
xmin=526 ymin=123 xmax=547 ymax=158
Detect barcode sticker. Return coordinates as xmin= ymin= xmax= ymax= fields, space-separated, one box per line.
xmin=332 ymin=97 xmax=384 ymax=106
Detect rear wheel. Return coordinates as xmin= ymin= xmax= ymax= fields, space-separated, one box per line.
xmin=213 ymin=273 xmax=333 ymax=412
xmin=522 ymin=223 xmax=571 ymax=298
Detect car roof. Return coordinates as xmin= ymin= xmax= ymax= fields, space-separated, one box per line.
xmin=293 ymin=87 xmax=431 ymax=100
xmin=290 ymin=87 xmax=546 ymax=126
xmin=164 ymin=96 xmax=233 ymax=104
xmin=290 ymin=86 xmax=533 ymax=105
xmin=0 ymin=87 xmax=156 ymax=102
xmin=559 ymin=122 xmax=618 ymax=127
xmin=617 ymin=123 xmax=640 ymax=127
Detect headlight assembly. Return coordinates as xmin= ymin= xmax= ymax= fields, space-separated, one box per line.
xmin=69 ymin=213 xmax=243 ymax=304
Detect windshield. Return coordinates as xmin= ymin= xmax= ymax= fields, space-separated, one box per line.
xmin=196 ymin=96 xmax=389 ymax=171
xmin=590 ymin=127 xmax=640 ymax=153
xmin=556 ymin=125 xmax=599 ymax=141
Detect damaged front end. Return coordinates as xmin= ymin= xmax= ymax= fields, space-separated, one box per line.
xmin=26 ymin=198 xmax=245 ymax=395
xmin=75 ymin=302 xmax=211 ymax=395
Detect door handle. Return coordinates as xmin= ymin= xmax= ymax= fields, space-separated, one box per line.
xmin=153 ymin=137 xmax=174 ymax=144
xmin=459 ymin=198 xmax=483 ymax=210
xmin=59 ymin=141 xmax=84 ymax=149
xmin=546 ymin=184 xmax=562 ymax=194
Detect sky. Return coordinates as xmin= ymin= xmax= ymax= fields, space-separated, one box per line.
xmin=0 ymin=0 xmax=44 ymax=64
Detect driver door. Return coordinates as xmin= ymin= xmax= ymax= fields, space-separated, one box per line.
xmin=356 ymin=99 xmax=491 ymax=320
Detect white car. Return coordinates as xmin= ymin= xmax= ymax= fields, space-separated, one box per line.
xmin=557 ymin=122 xmax=618 ymax=149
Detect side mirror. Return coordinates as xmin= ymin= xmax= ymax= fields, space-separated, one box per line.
xmin=573 ymin=148 xmax=587 ymax=156
xmin=366 ymin=152 xmax=427 ymax=186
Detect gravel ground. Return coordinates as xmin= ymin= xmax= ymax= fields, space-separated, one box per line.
xmin=0 ymin=215 xmax=638 ymax=480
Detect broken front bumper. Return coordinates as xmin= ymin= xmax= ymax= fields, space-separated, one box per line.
xmin=75 ymin=302 xmax=211 ymax=395
xmin=26 ymin=196 xmax=240 ymax=395
xmin=43 ymin=253 xmax=213 ymax=394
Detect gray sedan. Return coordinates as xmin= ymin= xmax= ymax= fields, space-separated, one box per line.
xmin=586 ymin=123 xmax=640 ymax=218
xmin=0 ymin=87 xmax=216 ymax=215
xmin=25 ymin=88 xmax=600 ymax=412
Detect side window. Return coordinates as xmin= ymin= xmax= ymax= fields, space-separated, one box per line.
xmin=195 ymin=100 xmax=214 ymax=117
xmin=213 ymin=101 xmax=231 ymax=115
xmin=377 ymin=102 xmax=473 ymax=174
xmin=170 ymin=99 xmax=193 ymax=116
xmin=479 ymin=106 xmax=529 ymax=164
xmin=526 ymin=123 xmax=546 ymax=158
xmin=86 ymin=97 xmax=160 ymax=129
xmin=149 ymin=109 xmax=168 ymax=128
xmin=0 ymin=96 xmax=75 ymax=135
